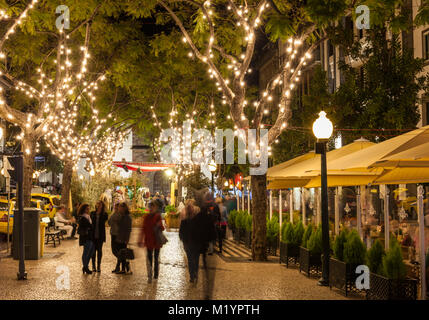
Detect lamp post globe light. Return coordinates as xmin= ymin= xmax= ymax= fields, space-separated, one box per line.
xmin=312 ymin=111 xmax=333 ymax=287
xmin=208 ymin=160 xmax=217 ymax=193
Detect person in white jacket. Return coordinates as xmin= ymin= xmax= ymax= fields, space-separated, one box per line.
xmin=55 ymin=206 xmax=76 ymax=239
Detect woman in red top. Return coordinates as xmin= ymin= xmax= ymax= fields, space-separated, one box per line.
xmin=138 ymin=198 xmax=165 ymax=283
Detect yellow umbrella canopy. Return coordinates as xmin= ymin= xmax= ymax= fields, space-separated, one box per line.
xmin=267 ymin=151 xmax=316 ymax=179
xmin=268 ymin=138 xmax=375 ymax=180
xmin=370 ymin=141 xmax=429 ymax=168
xmin=328 ymin=125 xmax=429 ymax=172
xmin=305 ymin=174 xmax=380 ymax=188
xmin=373 ymin=167 xmax=429 ymax=184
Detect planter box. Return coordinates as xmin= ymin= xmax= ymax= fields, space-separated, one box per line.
xmin=132 ymin=216 xmax=144 ymax=228
xmin=329 ymin=258 xmax=362 ymax=296
xmin=279 ymin=242 xmax=300 ymax=267
xmin=299 ymin=246 xmax=321 ymax=277
xmin=166 ymin=215 xmax=180 ymax=229
xmin=266 ymin=238 xmax=278 ymax=256
xmin=366 ymin=273 xmax=418 ymax=300
xmin=244 ymin=231 xmax=252 ymax=248
xmin=233 ymin=228 xmax=240 ymax=242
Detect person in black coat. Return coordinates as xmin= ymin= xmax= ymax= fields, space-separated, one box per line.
xmin=180 ymin=193 xmax=217 ymax=283
xmin=77 ymin=203 xmax=94 ymax=275
xmin=90 ymin=200 xmax=108 ymax=272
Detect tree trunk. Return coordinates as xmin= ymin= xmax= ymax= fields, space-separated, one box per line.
xmin=251 ymin=173 xmax=267 ymax=261
xmin=22 ymin=135 xmax=37 ymax=208
xmin=61 ymin=160 xmax=74 ymax=214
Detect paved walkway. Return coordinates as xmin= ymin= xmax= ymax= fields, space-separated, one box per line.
xmin=0 ymin=229 xmax=351 ymax=300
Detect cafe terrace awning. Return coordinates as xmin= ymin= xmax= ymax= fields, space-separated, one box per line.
xmin=268 ymin=138 xmax=375 ymax=181
xmin=370 ymin=141 xmax=429 ymax=168
xmin=372 ymin=167 xmax=429 ymax=185
xmin=267 ymin=151 xmax=316 ymax=179
xmin=304 ymin=174 xmax=381 ymax=188
xmin=327 ymin=125 xmax=429 ymax=172
xmin=112 ymin=161 xmax=174 ymax=172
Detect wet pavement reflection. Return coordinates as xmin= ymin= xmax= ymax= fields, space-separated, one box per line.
xmin=0 ymin=229 xmax=349 ymax=300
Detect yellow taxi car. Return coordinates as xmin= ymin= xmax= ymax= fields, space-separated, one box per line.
xmin=0 ymin=198 xmax=46 ymax=234
xmin=0 ymin=199 xmax=15 ymax=235
xmin=31 ymin=193 xmax=61 ymax=218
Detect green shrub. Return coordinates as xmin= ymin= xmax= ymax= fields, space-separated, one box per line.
xmin=382 ymin=238 xmax=407 ymax=280
xmin=235 ymin=211 xmax=244 ymax=229
xmin=293 ymin=221 xmax=305 ymax=246
xmin=266 ymin=216 xmax=279 ymax=242
xmin=307 ymin=226 xmax=323 ymax=255
xmin=367 ymin=239 xmax=385 ymax=275
xmin=333 ymin=229 xmax=349 ymax=261
xmin=245 ymin=214 xmax=252 ymax=232
xmin=280 ymin=221 xmax=289 ymax=243
xmin=165 ymin=205 xmax=176 ymax=213
xmin=282 ymin=222 xmax=294 ymax=244
xmin=228 ymin=210 xmax=238 ymax=229
xmin=302 ymin=224 xmax=313 ymax=248
xmin=343 ymin=230 xmax=367 ymax=265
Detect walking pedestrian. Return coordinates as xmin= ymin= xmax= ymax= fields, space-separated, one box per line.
xmin=113 ymin=202 xmax=132 ymax=274
xmin=215 ymin=197 xmax=228 ymax=254
xmin=179 ymin=199 xmax=202 ymax=282
xmin=108 ymin=202 xmax=122 ymax=273
xmin=90 ymin=200 xmax=108 ymax=272
xmin=138 ymin=198 xmax=165 ymax=283
xmin=206 ymin=195 xmax=221 ymax=255
xmin=77 ymin=203 xmax=94 ymax=275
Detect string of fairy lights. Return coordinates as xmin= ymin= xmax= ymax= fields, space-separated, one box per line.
xmin=0 ymin=0 xmax=127 ymax=176
xmin=163 ymin=0 xmax=318 ymax=152
xmin=151 ymin=97 xmax=218 ymax=177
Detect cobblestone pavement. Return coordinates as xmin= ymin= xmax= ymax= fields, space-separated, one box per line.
xmin=0 ymin=229 xmax=352 ymax=300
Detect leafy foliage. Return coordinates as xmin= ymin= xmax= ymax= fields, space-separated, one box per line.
xmin=228 ymin=209 xmax=238 ymax=229
xmin=333 ymin=229 xmax=349 ymax=261
xmin=266 ymin=215 xmax=280 ymax=242
xmin=302 ymin=224 xmax=313 ymax=248
xmin=343 ymin=230 xmax=367 ymax=265
xmin=367 ymin=239 xmax=385 ymax=275
xmin=307 ymin=226 xmax=323 ymax=255
xmin=382 ymin=238 xmax=407 ymax=280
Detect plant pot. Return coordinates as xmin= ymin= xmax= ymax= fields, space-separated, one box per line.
xmin=166 ymin=215 xmax=180 ymax=229
xmin=132 ymin=216 xmax=144 ymax=228
xmin=244 ymin=231 xmax=252 ymax=248
xmin=299 ymin=246 xmax=321 ymax=277
xmin=366 ymin=273 xmax=418 ymax=300
xmin=329 ymin=257 xmax=362 ymax=296
xmin=280 ymin=242 xmax=300 ymax=267
xmin=266 ymin=238 xmax=278 ymax=256
xmin=234 ymin=228 xmax=246 ymax=243
xmin=233 ymin=228 xmax=240 ymax=242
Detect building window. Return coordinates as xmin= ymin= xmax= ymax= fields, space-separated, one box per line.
xmin=423 ymin=30 xmax=429 ymax=61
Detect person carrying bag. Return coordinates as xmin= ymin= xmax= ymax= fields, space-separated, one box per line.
xmin=138 ymin=199 xmax=166 ymax=283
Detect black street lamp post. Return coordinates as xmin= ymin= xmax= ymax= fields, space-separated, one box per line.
xmin=312 ymin=111 xmax=333 ymax=287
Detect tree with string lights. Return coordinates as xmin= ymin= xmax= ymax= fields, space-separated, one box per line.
xmin=132 ymin=0 xmax=429 ymax=260
xmin=0 ymin=0 xmax=107 ymax=206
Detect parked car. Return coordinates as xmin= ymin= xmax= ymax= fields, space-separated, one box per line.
xmin=0 ymin=199 xmax=15 ymax=235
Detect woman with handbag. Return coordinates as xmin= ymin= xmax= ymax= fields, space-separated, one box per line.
xmin=90 ymin=200 xmax=108 ymax=273
xmin=138 ymin=198 xmax=165 ymax=283
xmin=77 ymin=204 xmax=94 ymax=275
xmin=114 ymin=202 xmax=132 ymax=274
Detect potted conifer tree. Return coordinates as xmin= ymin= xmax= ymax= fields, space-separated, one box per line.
xmin=329 ymin=229 xmax=366 ymax=296
xmin=299 ymin=224 xmax=323 ymax=277
xmin=280 ymin=221 xmax=304 ymax=267
xmin=367 ymin=238 xmax=418 ymax=300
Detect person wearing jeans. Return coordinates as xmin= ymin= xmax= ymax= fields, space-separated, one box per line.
xmin=90 ymin=201 xmax=108 ymax=272
xmin=77 ymin=204 xmax=94 ymax=275
xmin=138 ymin=199 xmax=165 ymax=283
